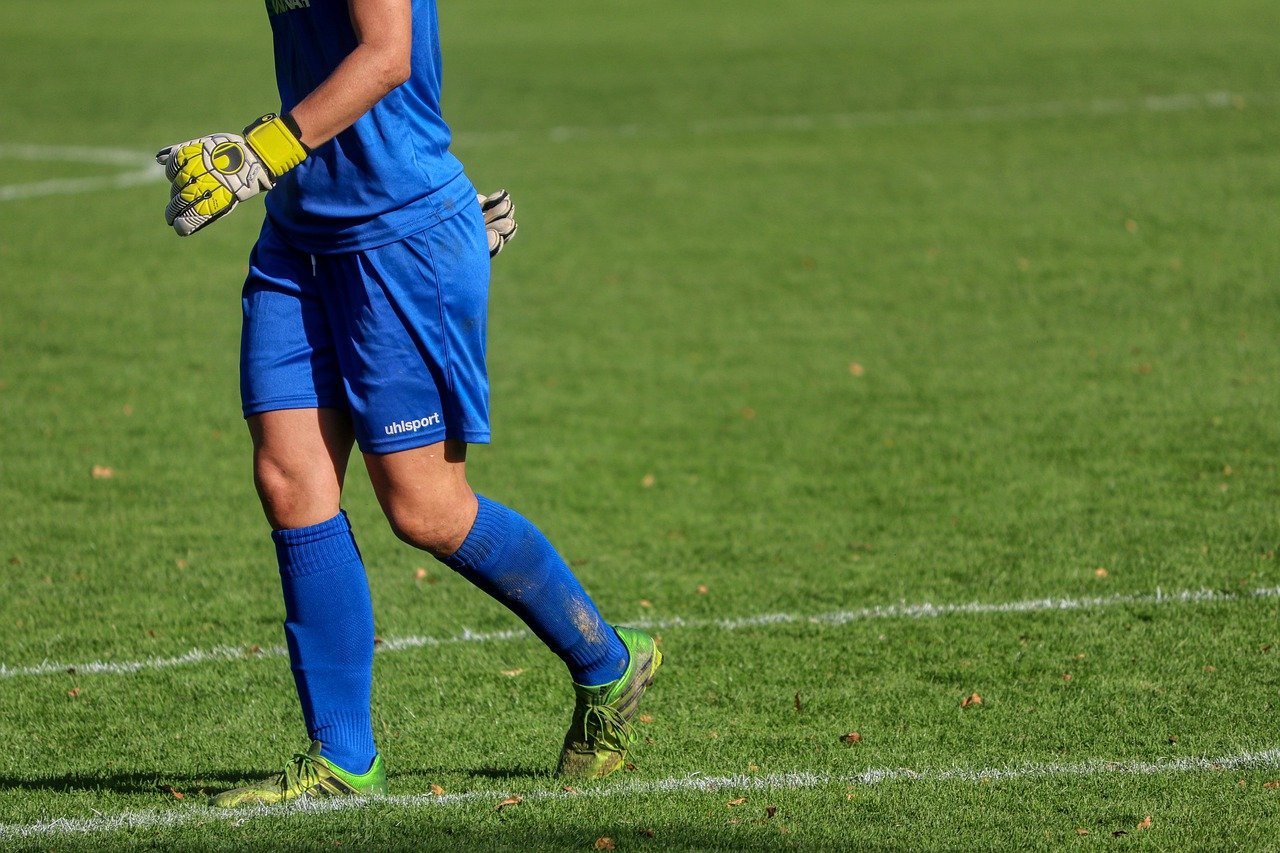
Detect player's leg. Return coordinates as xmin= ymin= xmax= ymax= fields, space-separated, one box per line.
xmin=250 ymin=406 xmax=352 ymax=530
xmin=365 ymin=440 xmax=627 ymax=686
xmin=212 ymin=224 xmax=384 ymax=808
xmin=364 ymin=441 xmax=661 ymax=779
xmin=328 ymin=200 xmax=659 ymax=778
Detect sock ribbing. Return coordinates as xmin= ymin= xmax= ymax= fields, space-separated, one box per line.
xmin=274 ymin=511 xmax=377 ymax=774
xmin=442 ymin=495 xmax=628 ymax=686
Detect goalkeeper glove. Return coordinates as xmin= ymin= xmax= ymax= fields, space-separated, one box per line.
xmin=156 ymin=114 xmax=308 ymax=236
xmin=479 ymin=189 xmax=517 ymax=257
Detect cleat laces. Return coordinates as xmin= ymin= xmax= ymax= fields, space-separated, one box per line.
xmin=278 ymin=750 xmax=323 ymax=796
xmin=580 ymin=702 xmax=636 ymax=753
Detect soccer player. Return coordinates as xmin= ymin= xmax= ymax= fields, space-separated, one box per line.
xmin=156 ymin=0 xmax=661 ymax=805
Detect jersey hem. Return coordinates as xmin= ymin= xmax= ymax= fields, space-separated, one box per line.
xmin=266 ymin=170 xmax=475 ymax=255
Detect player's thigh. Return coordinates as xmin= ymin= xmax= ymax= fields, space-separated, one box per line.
xmin=363 ymin=439 xmax=476 ymax=556
xmin=249 ymin=407 xmax=356 ymax=530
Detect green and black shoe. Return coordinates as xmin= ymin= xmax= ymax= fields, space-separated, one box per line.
xmin=211 ymin=741 xmax=386 ymax=808
xmin=556 ymin=626 xmax=663 ymax=780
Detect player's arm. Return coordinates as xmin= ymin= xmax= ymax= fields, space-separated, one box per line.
xmin=155 ymin=0 xmax=412 ymax=237
xmin=288 ymin=0 xmax=412 ymax=150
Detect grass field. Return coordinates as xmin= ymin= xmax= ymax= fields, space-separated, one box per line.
xmin=3 ymin=0 xmax=1280 ymax=848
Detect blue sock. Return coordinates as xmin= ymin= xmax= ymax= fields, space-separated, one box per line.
xmin=441 ymin=496 xmax=629 ymax=686
xmin=274 ymin=511 xmax=377 ymax=774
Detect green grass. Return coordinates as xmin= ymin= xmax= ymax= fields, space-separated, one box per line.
xmin=3 ymin=0 xmax=1280 ymax=848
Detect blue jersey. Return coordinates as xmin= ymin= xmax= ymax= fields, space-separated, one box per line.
xmin=263 ymin=0 xmax=473 ymax=253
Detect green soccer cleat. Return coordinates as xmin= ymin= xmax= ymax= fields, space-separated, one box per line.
xmin=210 ymin=741 xmax=386 ymax=808
xmin=556 ymin=626 xmax=663 ymax=780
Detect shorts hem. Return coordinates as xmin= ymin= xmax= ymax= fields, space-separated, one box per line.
xmin=359 ymin=428 xmax=491 ymax=455
xmin=242 ymin=397 xmax=347 ymax=419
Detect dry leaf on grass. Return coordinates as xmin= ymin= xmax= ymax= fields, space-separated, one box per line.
xmin=726 ymin=797 xmax=748 ymax=807
xmin=1075 ymin=828 xmax=1089 ymax=836
xmin=158 ymin=785 xmax=184 ymax=800
xmin=430 ymin=784 xmax=445 ymax=796
xmin=961 ymin=692 xmax=983 ymax=708
xmin=594 ymin=838 xmax=615 ymax=850
xmin=67 ymin=687 xmax=81 ymax=698
xmin=91 ymin=466 xmax=114 ymax=479
xmin=1264 ymin=781 xmax=1280 ymax=790
xmin=495 ymin=795 xmax=523 ymax=811
xmin=638 ymin=714 xmax=653 ymax=723
xmin=765 ymin=806 xmax=778 ymax=819
xmin=1137 ymin=815 xmax=1152 ymax=831
xmin=840 ymin=732 xmax=862 ymax=744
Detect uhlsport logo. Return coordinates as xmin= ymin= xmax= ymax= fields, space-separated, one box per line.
xmin=384 ymin=413 xmax=442 ymax=436
xmin=210 ymin=142 xmax=244 ymax=175
xmin=267 ymin=0 xmax=310 ymax=14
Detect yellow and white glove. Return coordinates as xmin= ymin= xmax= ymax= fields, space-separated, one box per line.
xmin=479 ymin=189 xmax=517 ymax=257
xmin=156 ymin=114 xmax=308 ymax=236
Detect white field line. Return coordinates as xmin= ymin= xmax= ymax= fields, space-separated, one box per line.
xmin=0 ymin=89 xmax=1268 ymax=201
xmin=1 ymin=747 xmax=1278 ymax=841
xmin=3 ymin=585 xmax=1277 ymax=681
xmin=453 ymin=89 xmax=1266 ymax=147
xmin=0 ymin=143 xmax=161 ymax=202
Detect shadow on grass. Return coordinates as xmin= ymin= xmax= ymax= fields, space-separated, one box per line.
xmin=0 ymin=765 xmax=548 ymax=796
xmin=0 ymin=770 xmax=279 ymax=796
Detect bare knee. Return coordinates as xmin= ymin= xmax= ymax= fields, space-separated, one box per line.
xmin=365 ymin=439 xmax=477 ymax=558
xmin=254 ymin=455 xmax=342 ymax=530
xmin=249 ymin=409 xmax=352 ymax=530
xmin=383 ymin=492 xmax=478 ymax=558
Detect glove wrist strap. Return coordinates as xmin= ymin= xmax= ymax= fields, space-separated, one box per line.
xmin=243 ymin=113 xmax=309 ymax=181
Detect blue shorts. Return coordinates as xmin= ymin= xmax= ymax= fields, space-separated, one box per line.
xmin=240 ymin=202 xmax=491 ymax=453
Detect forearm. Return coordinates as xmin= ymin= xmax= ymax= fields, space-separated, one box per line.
xmin=289 ymin=43 xmax=409 ymax=149
xmin=288 ymin=0 xmax=412 ymax=149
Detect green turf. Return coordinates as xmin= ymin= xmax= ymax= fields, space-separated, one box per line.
xmin=3 ymin=0 xmax=1280 ymax=848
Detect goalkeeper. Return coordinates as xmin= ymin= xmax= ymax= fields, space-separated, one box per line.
xmin=157 ymin=0 xmax=660 ymax=806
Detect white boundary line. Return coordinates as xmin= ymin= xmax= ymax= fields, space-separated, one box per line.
xmin=1 ymin=89 xmax=1270 ymax=202
xmin=0 ymin=143 xmax=161 ymax=202
xmin=1 ymin=747 xmax=1277 ymax=841
xmin=4 ymin=585 xmax=1277 ymax=680
xmin=452 ymin=89 xmax=1266 ymax=147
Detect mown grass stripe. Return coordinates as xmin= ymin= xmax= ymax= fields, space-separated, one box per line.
xmin=3 ymin=586 xmax=1276 ymax=681
xmin=2 ymin=748 xmax=1276 ymax=841
xmin=2 ymin=89 xmax=1270 ymax=202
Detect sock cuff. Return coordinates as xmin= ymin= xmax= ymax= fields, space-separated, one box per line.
xmin=273 ymin=511 xmax=362 ymax=578
xmin=442 ymin=495 xmax=511 ymax=571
